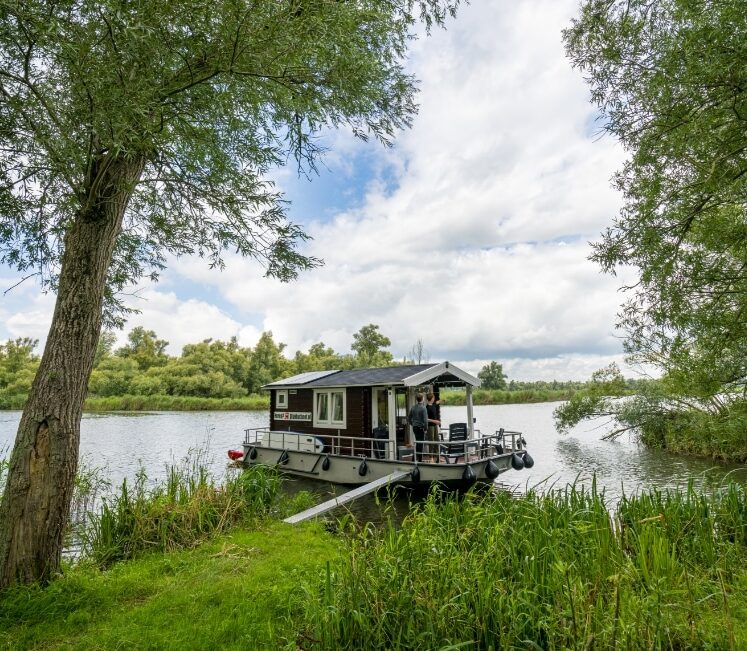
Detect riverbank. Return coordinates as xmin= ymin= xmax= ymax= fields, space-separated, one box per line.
xmin=0 ymin=388 xmax=586 ymax=412
xmin=83 ymin=394 xmax=269 ymax=412
xmin=440 ymin=387 xmax=580 ymax=405
xmin=638 ymin=402 xmax=747 ymax=463
xmin=0 ymin=522 xmax=340 ymax=649
xmin=3 ymin=483 xmax=746 ymax=649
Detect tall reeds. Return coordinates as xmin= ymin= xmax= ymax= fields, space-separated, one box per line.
xmin=302 ymin=483 xmax=747 ymax=649
xmin=82 ymin=463 xmax=283 ymax=568
xmin=82 ymin=393 xmax=269 ymax=412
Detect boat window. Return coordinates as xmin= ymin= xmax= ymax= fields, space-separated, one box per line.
xmin=313 ymin=389 xmax=346 ymax=428
xmin=276 ymin=390 xmax=288 ymax=409
xmin=316 ymin=392 xmax=329 ymax=421
xmin=331 ymin=391 xmax=344 ymax=422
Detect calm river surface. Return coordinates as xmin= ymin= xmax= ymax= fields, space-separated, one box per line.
xmin=2 ymin=403 xmax=746 ymax=506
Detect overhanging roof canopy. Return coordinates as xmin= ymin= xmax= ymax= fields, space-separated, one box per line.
xmin=262 ymin=362 xmax=480 ymax=390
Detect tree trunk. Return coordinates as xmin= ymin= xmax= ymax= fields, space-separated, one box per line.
xmin=0 ymin=155 xmax=144 ymax=588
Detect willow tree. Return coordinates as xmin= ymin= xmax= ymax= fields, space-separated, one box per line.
xmin=0 ymin=0 xmax=460 ymax=587
xmin=557 ymin=1 xmax=747 ymax=439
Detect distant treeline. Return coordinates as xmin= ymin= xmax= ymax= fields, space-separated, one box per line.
xmin=441 ymin=378 xmax=647 ymax=407
xmin=0 ymin=324 xmax=400 ymax=409
xmin=0 ymin=329 xmax=645 ymax=411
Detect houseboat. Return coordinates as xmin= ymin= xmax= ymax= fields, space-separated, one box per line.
xmin=235 ymin=361 xmax=534 ymax=490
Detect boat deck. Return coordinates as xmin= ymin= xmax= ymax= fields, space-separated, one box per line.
xmin=243 ymin=426 xmax=526 ymax=465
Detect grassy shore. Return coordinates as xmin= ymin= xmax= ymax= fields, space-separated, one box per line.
xmin=0 ymin=523 xmax=340 ymax=650
xmin=302 ymin=484 xmax=747 ymax=649
xmin=83 ymin=393 xmax=270 ymax=412
xmin=0 ymin=388 xmax=587 ymax=413
xmin=2 ymin=480 xmax=746 ymax=649
xmin=83 ymin=388 xmax=580 ymax=411
xmin=440 ymin=387 xmax=579 ymax=406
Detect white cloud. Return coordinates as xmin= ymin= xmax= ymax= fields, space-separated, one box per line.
xmin=165 ymin=0 xmax=631 ymax=378
xmin=2 ymin=0 xmax=636 ymax=381
xmin=113 ymin=289 xmax=258 ymax=355
xmin=4 ymin=291 xmax=55 ymax=347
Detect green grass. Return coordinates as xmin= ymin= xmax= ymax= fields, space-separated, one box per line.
xmin=82 ymin=393 xmax=270 ymax=411
xmin=2 ymin=482 xmax=746 ymax=650
xmin=440 ymin=387 xmax=581 ymax=406
xmin=639 ymin=402 xmax=747 ymax=463
xmin=0 ymin=522 xmax=340 ymax=650
xmin=83 ymin=464 xmax=286 ymax=567
xmin=301 ymin=483 xmax=747 ymax=649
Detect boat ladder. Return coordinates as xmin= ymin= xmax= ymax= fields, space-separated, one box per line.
xmin=283 ymin=469 xmax=413 ymax=525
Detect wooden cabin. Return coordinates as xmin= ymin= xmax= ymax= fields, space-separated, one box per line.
xmin=262 ymin=362 xmax=480 ymax=461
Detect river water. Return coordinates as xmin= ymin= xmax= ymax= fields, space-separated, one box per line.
xmin=2 ymin=403 xmax=745 ymax=502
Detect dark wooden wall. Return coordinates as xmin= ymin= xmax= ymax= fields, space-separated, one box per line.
xmin=270 ymin=387 xmax=372 ymax=439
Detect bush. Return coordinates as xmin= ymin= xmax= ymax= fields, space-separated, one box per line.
xmin=83 ymin=464 xmax=283 ymax=568
xmin=301 ymin=484 xmax=747 ymax=649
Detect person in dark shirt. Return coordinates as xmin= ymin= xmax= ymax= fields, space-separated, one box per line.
xmin=425 ymin=391 xmax=441 ymax=461
xmin=407 ymin=392 xmax=428 ymax=461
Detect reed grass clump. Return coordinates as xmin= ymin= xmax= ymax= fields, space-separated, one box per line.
xmin=302 ymin=483 xmax=747 ymax=649
xmin=83 ymin=464 xmax=283 ymax=568
xmin=82 ymin=393 xmax=269 ymax=411
xmin=440 ymin=388 xmax=579 ymax=406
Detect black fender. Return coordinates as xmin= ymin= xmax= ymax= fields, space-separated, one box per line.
xmin=485 ymin=459 xmax=500 ymax=479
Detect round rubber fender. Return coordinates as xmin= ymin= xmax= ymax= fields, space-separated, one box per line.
xmin=278 ymin=449 xmax=289 ymax=465
xmin=358 ymin=458 xmax=368 ymax=476
xmin=322 ymin=455 xmax=331 ymax=471
xmin=248 ymin=446 xmax=258 ymax=460
xmin=462 ymin=464 xmax=476 ymax=482
xmin=523 ymin=451 xmax=535 ymax=468
xmin=485 ymin=459 xmax=499 ymax=479
xmin=410 ymin=465 xmax=421 ymax=483
xmin=511 ymin=452 xmax=525 ymax=471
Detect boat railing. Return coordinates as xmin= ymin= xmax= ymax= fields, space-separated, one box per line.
xmin=244 ymin=426 xmax=525 ymax=465
xmin=244 ymin=427 xmax=396 ymax=459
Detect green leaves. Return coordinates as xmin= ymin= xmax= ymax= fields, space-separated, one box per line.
xmin=565 ymin=1 xmax=747 ymax=408
xmin=477 ymin=361 xmax=507 ymax=390
xmin=0 ymin=0 xmax=460 ymax=316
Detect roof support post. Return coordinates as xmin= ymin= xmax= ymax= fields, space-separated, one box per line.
xmin=466 ymin=385 xmax=475 ymax=439
xmin=387 ymin=387 xmax=397 ymax=461
xmin=406 ymin=386 xmax=416 ymax=447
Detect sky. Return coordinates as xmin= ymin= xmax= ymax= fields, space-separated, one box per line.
xmin=0 ymin=0 xmax=638 ymax=382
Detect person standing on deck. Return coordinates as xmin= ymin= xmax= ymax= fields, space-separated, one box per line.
xmin=408 ymin=392 xmax=428 ymax=462
xmin=426 ymin=391 xmax=441 ymax=460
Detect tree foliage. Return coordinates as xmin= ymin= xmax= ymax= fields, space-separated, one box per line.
xmin=565 ymin=1 xmax=747 ymax=393
xmin=0 ymin=0 xmax=463 ymax=587
xmin=86 ymin=323 xmax=398 ymax=399
xmin=559 ymin=0 xmax=747 ymax=457
xmin=0 ymin=0 xmax=460 ymax=321
xmin=351 ymin=323 xmax=393 ymax=367
xmin=0 ymin=338 xmax=39 ymax=406
xmin=478 ymin=361 xmax=507 ymax=390
xmin=115 ymin=327 xmax=169 ymax=370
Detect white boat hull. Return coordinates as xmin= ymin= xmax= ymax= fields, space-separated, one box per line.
xmin=241 ymin=442 xmax=521 ymax=489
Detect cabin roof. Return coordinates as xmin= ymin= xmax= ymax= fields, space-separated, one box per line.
xmin=262 ymin=361 xmax=480 ymax=389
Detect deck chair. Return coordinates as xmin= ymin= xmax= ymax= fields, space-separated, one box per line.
xmin=440 ymin=423 xmax=468 ymax=464
xmin=372 ymin=425 xmax=388 ymax=459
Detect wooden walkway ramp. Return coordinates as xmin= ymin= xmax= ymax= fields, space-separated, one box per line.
xmin=283 ymin=469 xmax=413 ymax=525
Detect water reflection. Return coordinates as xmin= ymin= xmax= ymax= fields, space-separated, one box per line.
xmin=461 ymin=402 xmax=747 ymax=500
xmin=1 ymin=404 xmax=745 ymax=507
xmin=282 ymin=476 xmax=418 ymax=526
